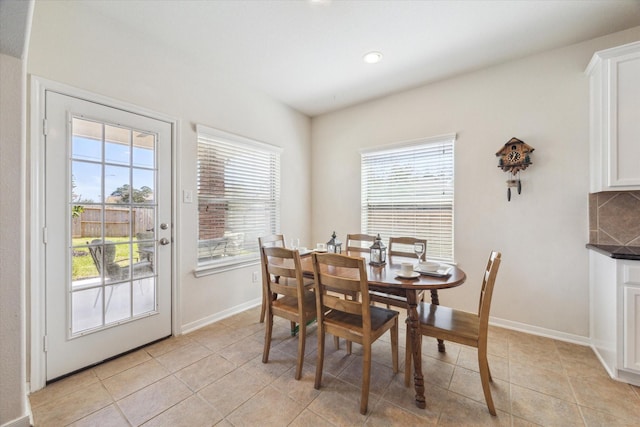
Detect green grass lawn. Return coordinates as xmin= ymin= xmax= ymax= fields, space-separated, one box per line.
xmin=72 ymin=237 xmax=144 ymax=280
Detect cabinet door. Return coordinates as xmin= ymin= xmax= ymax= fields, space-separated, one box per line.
xmin=608 ymin=51 xmax=640 ymax=188
xmin=623 ymin=285 xmax=640 ymax=372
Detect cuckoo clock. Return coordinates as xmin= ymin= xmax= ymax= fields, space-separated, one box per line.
xmin=496 ymin=137 xmax=534 ymax=201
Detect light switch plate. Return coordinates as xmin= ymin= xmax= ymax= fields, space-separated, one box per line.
xmin=183 ymin=190 xmax=193 ymax=203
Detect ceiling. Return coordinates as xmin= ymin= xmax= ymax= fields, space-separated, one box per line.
xmin=40 ymin=1 xmax=640 ymax=116
xmin=0 ymin=0 xmax=33 ymax=58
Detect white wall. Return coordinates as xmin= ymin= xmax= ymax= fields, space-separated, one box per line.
xmin=311 ymin=27 xmax=640 ymax=339
xmin=0 ymin=52 xmax=29 ymax=427
xmin=26 ymin=1 xmax=311 ymax=336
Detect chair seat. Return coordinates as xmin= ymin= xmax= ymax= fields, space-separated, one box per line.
xmin=325 ymin=305 xmax=398 ymax=337
xmin=418 ymin=302 xmax=480 ymax=346
xmin=272 ymin=291 xmax=317 ymax=319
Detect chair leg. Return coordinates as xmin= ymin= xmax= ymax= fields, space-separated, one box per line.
xmin=314 ymin=325 xmax=325 ymax=390
xmin=360 ymin=343 xmax=372 ymax=415
xmin=478 ymin=346 xmax=496 ymax=416
xmin=295 ymin=318 xmax=306 ymax=380
xmin=347 ymin=340 xmax=352 ymax=355
xmin=404 ymin=322 xmax=411 ymax=386
xmin=262 ymin=312 xmax=273 ymax=364
xmin=105 ymin=285 xmax=115 ymax=311
xmin=334 ymin=335 xmax=340 ymax=350
xmin=93 ymin=287 xmax=102 ymax=308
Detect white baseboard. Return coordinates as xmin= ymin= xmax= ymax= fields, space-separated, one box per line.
xmin=180 ymin=303 xmax=591 ymax=347
xmin=489 ymin=316 xmax=590 ymax=346
xmin=180 ymin=298 xmax=261 ymax=334
xmin=1 ymin=415 xmax=31 ymax=427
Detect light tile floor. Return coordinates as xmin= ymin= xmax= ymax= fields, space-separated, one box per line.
xmin=30 ymin=306 xmax=640 ymax=426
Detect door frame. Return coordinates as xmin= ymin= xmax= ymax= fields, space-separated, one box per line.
xmin=29 ymin=76 xmax=181 ymax=391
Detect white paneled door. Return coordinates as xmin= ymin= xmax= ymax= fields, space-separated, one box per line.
xmin=44 ymin=92 xmax=172 ymax=381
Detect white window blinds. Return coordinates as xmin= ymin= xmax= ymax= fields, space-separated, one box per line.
xmin=361 ymin=134 xmax=455 ymax=262
xmin=196 ymin=125 xmax=281 ymax=270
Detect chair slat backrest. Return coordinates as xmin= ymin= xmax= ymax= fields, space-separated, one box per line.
xmin=388 ymin=236 xmax=427 ymax=261
xmin=477 ymin=251 xmax=502 ymax=335
xmin=87 ymin=239 xmax=119 ymax=277
xmin=261 ymin=246 xmax=306 ymax=300
xmin=87 ymin=240 xmax=103 ymax=275
xmin=346 ymin=234 xmax=376 ymax=253
xmin=311 ymin=253 xmax=371 ymax=318
xmin=259 ymin=234 xmax=286 ymax=248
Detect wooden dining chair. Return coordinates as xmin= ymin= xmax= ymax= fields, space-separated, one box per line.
xmin=260 ymin=246 xmax=317 ymax=380
xmin=418 ymin=251 xmax=502 ymax=415
xmin=345 ymin=233 xmax=376 ymax=253
xmin=369 ymin=236 xmax=428 ymax=386
xmin=258 ymin=234 xmax=286 ymax=323
xmin=311 ymin=252 xmax=399 ymax=415
xmin=388 ymin=236 xmax=427 ymax=260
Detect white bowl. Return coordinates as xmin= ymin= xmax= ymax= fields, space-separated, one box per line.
xmin=419 ymin=261 xmax=440 ymax=272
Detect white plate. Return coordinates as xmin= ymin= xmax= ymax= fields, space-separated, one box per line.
xmin=313 ymin=249 xmax=327 ymax=253
xmin=396 ymin=271 xmax=420 ymax=279
xmin=416 ymin=267 xmax=441 ymax=274
xmin=418 ymin=266 xmax=453 ymax=277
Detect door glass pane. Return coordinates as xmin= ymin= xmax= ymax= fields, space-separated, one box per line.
xmin=134 ymin=207 xmax=155 ymax=235
xmin=133 ymin=132 xmax=154 ymax=168
xmin=133 ymin=278 xmax=156 ymax=316
xmin=72 ymin=288 xmax=103 ymax=333
xmin=105 ymin=165 xmax=130 ymax=204
xmin=133 ymin=168 xmax=155 ymax=204
xmin=105 ymin=284 xmax=131 ymax=324
xmin=72 ymin=118 xmax=102 ymax=162
xmin=104 ymin=207 xmax=131 ymax=240
xmin=75 ymin=207 xmax=103 ymax=242
xmin=72 ymin=161 xmax=103 ymax=203
xmin=71 ymin=242 xmax=98 ymax=283
xmin=105 ymin=125 xmax=131 ymax=165
xmin=70 ymin=116 xmax=158 ymax=337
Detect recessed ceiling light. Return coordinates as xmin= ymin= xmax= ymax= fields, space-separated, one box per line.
xmin=363 ymin=51 xmax=383 ymax=64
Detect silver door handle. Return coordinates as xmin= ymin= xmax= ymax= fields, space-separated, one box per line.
xmin=159 ymin=238 xmax=170 ymax=245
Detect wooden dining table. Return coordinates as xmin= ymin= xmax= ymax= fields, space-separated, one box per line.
xmin=298 ymin=250 xmax=466 ymax=409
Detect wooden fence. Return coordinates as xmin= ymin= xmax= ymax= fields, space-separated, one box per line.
xmin=72 ymin=206 xmax=154 ymax=238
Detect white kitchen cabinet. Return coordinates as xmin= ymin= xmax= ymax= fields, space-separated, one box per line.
xmin=586 ymin=41 xmax=640 ymax=192
xmin=589 ymin=250 xmax=640 ymax=386
xmin=624 ymin=285 xmax=640 ymax=373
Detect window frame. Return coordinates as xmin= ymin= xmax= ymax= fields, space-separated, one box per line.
xmin=360 ymin=133 xmax=456 ymax=263
xmin=194 ymin=125 xmax=281 ymax=276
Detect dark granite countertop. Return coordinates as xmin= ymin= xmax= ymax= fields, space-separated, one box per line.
xmin=586 ymin=244 xmax=640 ymax=261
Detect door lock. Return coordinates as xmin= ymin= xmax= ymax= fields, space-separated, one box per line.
xmin=159 ymin=237 xmax=170 ymax=245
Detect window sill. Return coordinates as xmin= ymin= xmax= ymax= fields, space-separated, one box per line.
xmin=194 ymin=257 xmax=260 ymax=278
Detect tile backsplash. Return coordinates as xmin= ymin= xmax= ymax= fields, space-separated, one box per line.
xmin=589 ymin=191 xmax=640 ymax=246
